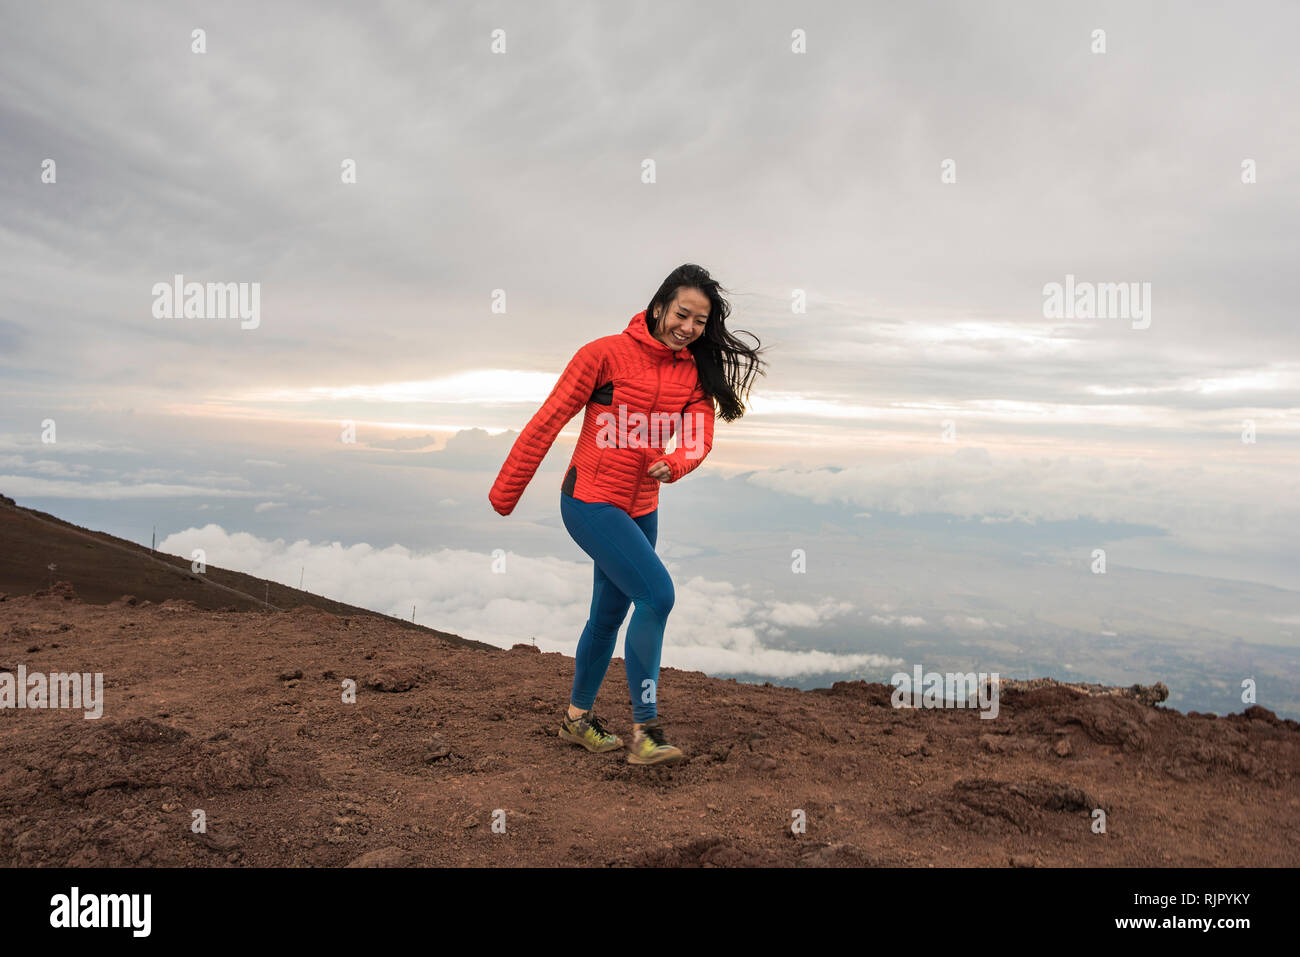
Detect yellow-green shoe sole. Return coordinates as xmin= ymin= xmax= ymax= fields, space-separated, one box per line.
xmin=626 ymin=745 xmax=685 ymax=766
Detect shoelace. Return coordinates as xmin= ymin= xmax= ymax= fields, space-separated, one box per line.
xmin=643 ymin=724 xmax=668 ymax=747
xmin=586 ymin=712 xmax=612 ymax=737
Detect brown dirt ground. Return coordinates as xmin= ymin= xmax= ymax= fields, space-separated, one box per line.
xmin=2 ymin=584 xmax=1297 ymax=868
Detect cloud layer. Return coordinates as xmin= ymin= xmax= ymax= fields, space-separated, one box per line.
xmin=158 ymin=523 xmax=902 ymax=680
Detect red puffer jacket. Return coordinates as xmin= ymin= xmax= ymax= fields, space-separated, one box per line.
xmin=489 ymin=310 xmax=716 ymax=518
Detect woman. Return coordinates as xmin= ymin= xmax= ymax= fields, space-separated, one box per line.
xmin=489 ymin=264 xmax=766 ymax=765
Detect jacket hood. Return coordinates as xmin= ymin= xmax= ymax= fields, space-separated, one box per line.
xmin=623 ymin=310 xmax=698 ymax=363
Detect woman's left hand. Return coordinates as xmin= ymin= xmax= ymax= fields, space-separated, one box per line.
xmin=646 ymin=459 xmax=672 ymax=483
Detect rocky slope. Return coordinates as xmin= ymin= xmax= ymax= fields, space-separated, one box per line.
xmin=2 ymin=583 xmax=1296 ymax=867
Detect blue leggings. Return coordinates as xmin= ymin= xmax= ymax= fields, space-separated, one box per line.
xmin=560 ymin=492 xmax=674 ymax=723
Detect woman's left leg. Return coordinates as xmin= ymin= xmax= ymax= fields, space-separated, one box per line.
xmin=622 ymin=508 xmax=668 ymax=723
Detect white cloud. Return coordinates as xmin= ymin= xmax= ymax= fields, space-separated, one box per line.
xmin=0 ymin=436 xmax=142 ymax=455
xmin=941 ymin=615 xmax=1004 ymax=630
xmin=765 ymin=599 xmax=855 ymax=628
xmin=0 ymin=474 xmax=263 ymax=500
xmin=870 ymin=614 xmax=927 ymax=627
xmin=0 ymin=457 xmax=92 ymax=477
xmin=156 ymin=524 xmax=902 ymax=680
xmin=748 ymin=448 xmax=1300 ymax=553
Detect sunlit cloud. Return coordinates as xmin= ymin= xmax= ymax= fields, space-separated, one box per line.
xmin=880 ymin=319 xmax=1084 ymax=352
xmin=1085 ymin=364 xmax=1300 ymax=397
xmin=236 ymin=370 xmax=562 ymax=405
xmin=0 ymin=475 xmax=264 ymax=500
xmin=1194 ymin=367 xmax=1300 ymax=394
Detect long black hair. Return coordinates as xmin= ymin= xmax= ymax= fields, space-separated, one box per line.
xmin=643 ymin=264 xmax=766 ymax=423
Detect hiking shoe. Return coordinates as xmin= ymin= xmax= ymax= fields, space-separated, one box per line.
xmin=559 ymin=708 xmax=624 ymax=753
xmin=626 ymin=718 xmax=684 ymax=766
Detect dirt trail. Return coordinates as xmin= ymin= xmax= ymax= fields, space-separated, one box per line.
xmin=1 ymin=584 xmax=1296 ymax=867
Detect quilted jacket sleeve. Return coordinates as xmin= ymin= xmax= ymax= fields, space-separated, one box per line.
xmin=651 ymin=387 xmax=715 ymax=484
xmin=488 ymin=341 xmax=603 ymax=516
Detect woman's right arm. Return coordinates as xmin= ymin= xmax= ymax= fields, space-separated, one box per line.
xmin=488 ymin=341 xmax=604 ymax=516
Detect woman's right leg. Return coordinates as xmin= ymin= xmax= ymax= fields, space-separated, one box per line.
xmin=568 ymin=558 xmax=632 ymax=712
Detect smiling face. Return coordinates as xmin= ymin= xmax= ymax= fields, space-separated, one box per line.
xmin=652 ymin=287 xmax=710 ymax=350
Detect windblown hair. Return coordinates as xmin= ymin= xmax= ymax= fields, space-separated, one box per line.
xmin=643 ymin=264 xmax=767 ymax=423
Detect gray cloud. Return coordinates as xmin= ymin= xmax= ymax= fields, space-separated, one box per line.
xmin=2 ymin=2 xmax=1298 ymax=716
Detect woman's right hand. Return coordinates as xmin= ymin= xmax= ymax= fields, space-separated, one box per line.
xmin=488 ymin=487 xmax=512 ymax=516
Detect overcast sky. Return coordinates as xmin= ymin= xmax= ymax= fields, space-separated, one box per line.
xmin=2 ymin=1 xmax=1298 ymax=716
